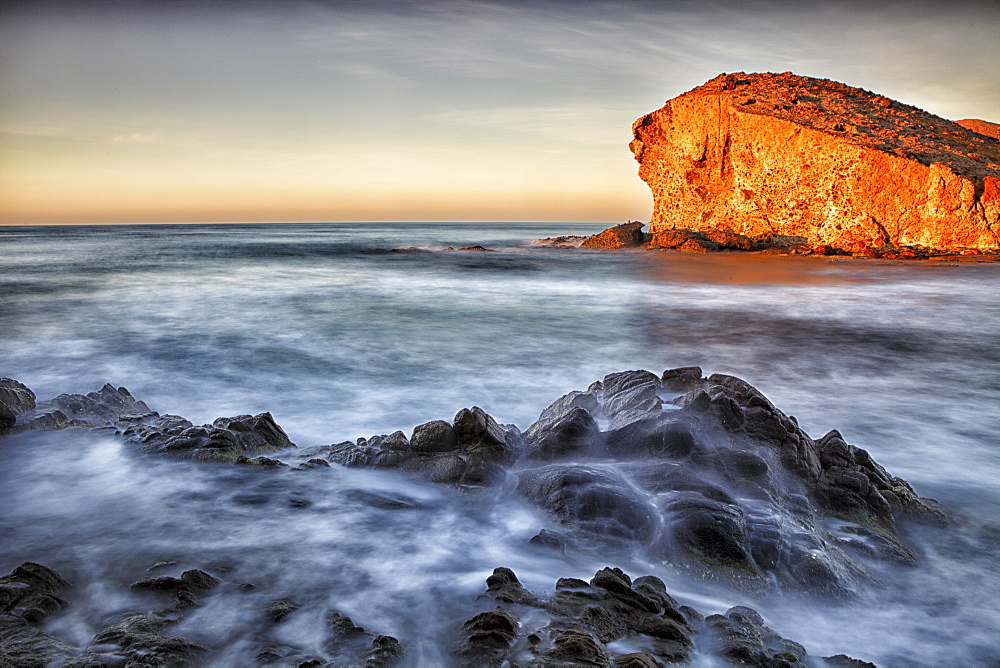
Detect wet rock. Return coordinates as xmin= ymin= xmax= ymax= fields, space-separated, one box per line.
xmin=120 ymin=411 xmax=294 ymax=462
xmin=485 ymin=567 xmax=541 ymax=606
xmin=0 ymin=378 xmax=35 ymax=432
xmin=601 ymin=370 xmax=663 ymax=429
xmin=265 ymin=598 xmax=299 ymax=622
xmin=524 ymin=406 xmax=600 ymax=461
xmin=35 ymin=383 xmax=151 ymax=427
xmin=605 ymin=414 xmax=700 ymax=461
xmin=364 ymin=634 xmax=404 ymax=667
xmin=545 ymin=628 xmax=613 ymax=665
xmin=84 ymin=612 xmax=206 ymax=666
xmin=410 ymin=419 xmax=458 ymax=453
xmin=328 ymin=406 xmax=517 ymax=486
xmin=705 ymin=606 xmax=808 ymax=667
xmin=474 ymin=567 xmax=695 ymax=666
xmin=655 ymin=492 xmax=762 ymax=586
xmin=823 ymin=654 xmax=878 ymax=667
xmin=529 ymin=529 xmax=567 ymax=551
xmin=457 ymin=610 xmax=519 ymax=666
xmin=129 ymin=568 xmax=220 ymax=608
xmin=580 ymin=221 xmax=647 ymax=250
xmin=516 ymin=465 xmax=660 ymax=544
xmin=0 ymin=562 xmax=74 ymax=665
xmin=660 ymin=366 xmax=703 ymax=392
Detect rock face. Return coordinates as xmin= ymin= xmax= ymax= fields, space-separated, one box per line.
xmin=630 ymin=72 xmax=1000 ymax=252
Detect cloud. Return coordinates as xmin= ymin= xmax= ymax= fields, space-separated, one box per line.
xmin=111 ymin=130 xmax=165 ymax=144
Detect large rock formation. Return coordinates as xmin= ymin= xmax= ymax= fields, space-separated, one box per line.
xmin=2 ymin=373 xmax=942 ymax=599
xmin=630 ymin=72 xmax=1000 ymax=252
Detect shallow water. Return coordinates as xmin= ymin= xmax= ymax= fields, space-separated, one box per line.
xmin=1 ymin=222 xmax=998 ymax=665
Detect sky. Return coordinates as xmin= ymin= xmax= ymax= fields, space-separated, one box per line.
xmin=1 ymin=0 xmax=998 ymax=225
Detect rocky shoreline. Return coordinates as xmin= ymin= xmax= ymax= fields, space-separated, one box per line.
xmin=532 ymin=221 xmax=1000 ymax=261
xmin=1 ymin=369 xmax=945 ymax=666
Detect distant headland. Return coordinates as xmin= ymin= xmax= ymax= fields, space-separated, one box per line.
xmin=606 ymin=72 xmax=1000 ymax=258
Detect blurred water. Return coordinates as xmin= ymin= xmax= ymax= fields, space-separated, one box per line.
xmin=1 ymin=222 xmax=998 ymax=665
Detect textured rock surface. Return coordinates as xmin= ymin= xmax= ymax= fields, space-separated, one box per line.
xmin=580 ymin=221 xmax=648 ymax=249
xmin=631 ymin=72 xmax=1000 ymax=251
xmin=460 ymin=566 xmax=873 ymax=667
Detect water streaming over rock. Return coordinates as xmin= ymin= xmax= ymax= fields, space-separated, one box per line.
xmin=1 ymin=222 xmax=998 ymax=665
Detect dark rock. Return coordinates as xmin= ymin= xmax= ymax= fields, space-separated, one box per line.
xmin=545 ymin=628 xmax=612 ymax=665
xmin=453 ymin=406 xmax=514 ymax=464
xmin=121 ymin=411 xmax=294 ymax=462
xmin=38 ymin=383 xmax=151 ymax=427
xmin=654 ymin=491 xmax=765 ymax=590
xmin=601 ymin=370 xmax=663 ymax=429
xmin=660 ymin=367 xmax=703 ymax=392
xmin=516 ymin=465 xmax=660 ymax=543
xmin=86 ymin=613 xmax=206 ymax=666
xmin=706 ymin=606 xmax=809 ymax=667
xmin=524 ymin=406 xmax=600 ymax=461
xmin=0 ymin=379 xmax=35 ymax=432
xmin=823 ymin=654 xmax=878 ymax=667
xmin=464 ymin=566 xmax=871 ymax=668
xmin=266 ymin=599 xmax=299 ymax=623
xmin=410 ymin=419 xmax=458 ymax=453
xmin=0 ymin=562 xmax=74 ymax=666
xmin=580 ymin=221 xmax=647 ymax=250
xmin=613 ymin=652 xmax=664 ymax=667
xmin=605 ymin=414 xmax=700 ymax=461
xmin=129 ymin=568 xmax=219 ymax=608
xmin=457 ymin=610 xmax=518 ymax=666
xmin=364 ymin=635 xmax=404 ymax=667
xmin=485 ymin=567 xmax=541 ymax=606
xmin=529 ymin=529 xmax=567 ymax=551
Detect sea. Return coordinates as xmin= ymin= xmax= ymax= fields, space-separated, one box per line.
xmin=1 ymin=221 xmax=998 ymax=666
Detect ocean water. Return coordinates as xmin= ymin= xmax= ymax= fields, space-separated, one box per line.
xmin=1 ymin=222 xmax=998 ymax=666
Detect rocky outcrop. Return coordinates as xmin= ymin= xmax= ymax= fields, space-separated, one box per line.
xmin=2 ymin=373 xmax=942 ymax=601
xmin=118 ymin=411 xmax=295 ymax=462
xmin=630 ymin=72 xmax=1000 ymax=252
xmin=321 ymin=406 xmax=520 ymax=485
xmin=458 ymin=566 xmax=875 ymax=667
xmin=580 ymin=221 xmax=647 ymax=249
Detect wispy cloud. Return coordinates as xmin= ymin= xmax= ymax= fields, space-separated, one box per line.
xmin=111 ymin=129 xmax=164 ymax=144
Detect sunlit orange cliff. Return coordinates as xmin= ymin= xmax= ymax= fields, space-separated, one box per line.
xmin=630 ymin=72 xmax=1000 ymax=252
